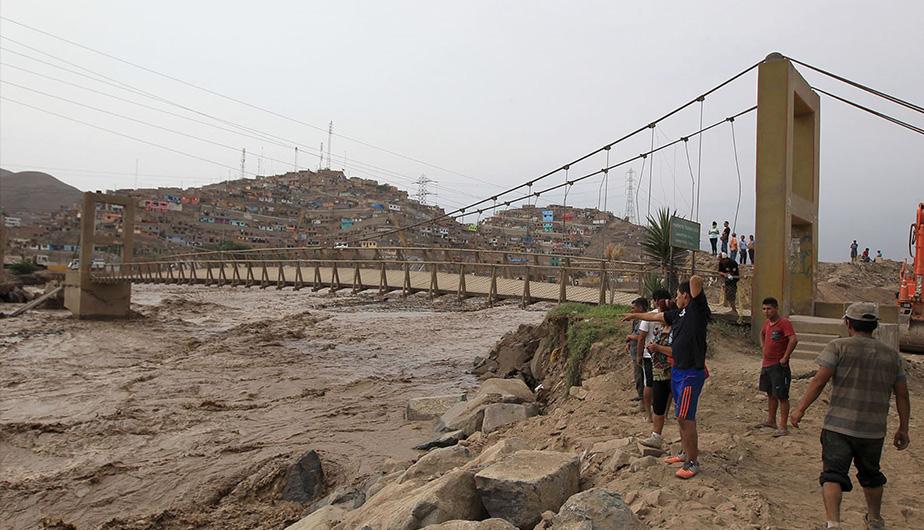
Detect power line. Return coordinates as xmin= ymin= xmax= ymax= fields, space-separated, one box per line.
xmin=1 ymin=96 xmax=259 ymax=176
xmin=0 ymin=16 xmax=502 ymax=189
xmin=0 ymin=55 xmax=486 ymax=203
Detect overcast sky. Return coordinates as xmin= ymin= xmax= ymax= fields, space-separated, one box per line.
xmin=1 ymin=1 xmax=921 ymax=261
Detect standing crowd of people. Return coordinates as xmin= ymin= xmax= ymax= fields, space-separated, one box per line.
xmin=621 ymin=280 xmax=910 ymax=529
xmin=850 ymin=240 xmax=884 ymax=263
xmin=709 ymin=220 xmax=756 ymax=264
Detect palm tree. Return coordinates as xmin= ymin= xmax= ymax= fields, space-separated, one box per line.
xmin=641 ymin=207 xmax=689 ymax=292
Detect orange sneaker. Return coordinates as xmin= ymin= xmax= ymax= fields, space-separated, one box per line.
xmin=675 ymin=460 xmax=700 ymax=479
xmin=664 ymin=453 xmax=687 ymax=464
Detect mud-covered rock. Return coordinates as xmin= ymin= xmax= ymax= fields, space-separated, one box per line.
xmin=401 ymin=445 xmax=471 ymax=483
xmin=542 ymin=488 xmax=643 ymax=530
xmin=282 ymin=450 xmax=325 ymax=503
xmin=422 ymin=519 xmax=518 ymax=529
xmin=406 ymin=394 xmax=467 ymax=421
xmin=414 ymin=430 xmax=466 ymax=451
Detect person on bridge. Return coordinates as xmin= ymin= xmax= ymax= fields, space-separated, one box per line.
xmin=789 ymin=302 xmax=910 ymax=530
xmin=756 ymin=297 xmax=797 ymax=437
xmin=708 ymin=221 xmax=720 ymax=256
xmin=850 ymin=240 xmax=859 ymax=263
xmin=720 ymin=221 xmax=731 ymax=254
xmin=624 ymin=275 xmax=710 ymax=479
xmin=747 ymin=235 xmax=756 ymax=265
xmin=718 ymin=254 xmax=740 ymax=316
xmin=729 ymin=233 xmax=739 ymax=262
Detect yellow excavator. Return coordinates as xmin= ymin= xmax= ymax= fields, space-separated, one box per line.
xmin=898 ymin=202 xmax=924 ymax=352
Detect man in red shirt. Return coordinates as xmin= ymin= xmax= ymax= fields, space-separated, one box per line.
xmin=759 ymin=297 xmax=798 ymax=437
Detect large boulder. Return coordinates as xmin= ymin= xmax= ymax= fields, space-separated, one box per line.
xmin=422 ymin=519 xmax=518 ymax=529
xmin=540 ymin=489 xmax=644 ymax=530
xmin=474 ymin=451 xmax=580 ymax=529
xmin=476 ymin=379 xmax=535 ymax=403
xmin=401 ymin=445 xmax=472 ymax=483
xmin=335 ymin=469 xmax=485 ymax=529
xmin=281 ymin=450 xmax=325 ymax=503
xmin=407 ymin=394 xmax=467 ymax=421
xmin=481 ymin=403 xmax=538 ymax=434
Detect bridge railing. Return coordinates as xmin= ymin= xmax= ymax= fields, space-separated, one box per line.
xmin=92 ymin=246 xmax=725 ymax=306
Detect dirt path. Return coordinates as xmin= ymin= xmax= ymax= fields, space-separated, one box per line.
xmin=0 ymin=285 xmax=546 ymax=530
xmin=479 ymin=325 xmax=924 ymax=529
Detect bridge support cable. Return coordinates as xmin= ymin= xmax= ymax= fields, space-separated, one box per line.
xmin=695 ymin=97 xmax=705 ymax=222
xmin=784 ymin=56 xmax=923 ymax=115
xmin=430 ymin=106 xmax=758 ymax=231
xmin=729 ymin=118 xmax=744 ymax=233
xmin=682 ymin=139 xmax=696 ymax=219
xmin=812 ymin=87 xmax=924 ymax=136
xmin=334 ymin=61 xmax=763 ymax=244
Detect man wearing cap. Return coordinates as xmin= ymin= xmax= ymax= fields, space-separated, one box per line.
xmin=790 ymin=302 xmax=911 ymax=530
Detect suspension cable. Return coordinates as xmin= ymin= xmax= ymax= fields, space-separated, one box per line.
xmin=813 ymin=87 xmax=924 ymax=136
xmin=729 ymin=118 xmax=743 ymax=233
xmin=695 ymin=97 xmax=705 ymax=221
xmin=682 ymin=138 xmax=696 ymax=219
xmin=785 ymin=56 xmax=924 ymax=115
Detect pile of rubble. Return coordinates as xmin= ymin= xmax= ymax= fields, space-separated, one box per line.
xmin=284 ymin=377 xmax=643 ymax=530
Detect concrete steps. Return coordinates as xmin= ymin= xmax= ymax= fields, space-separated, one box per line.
xmin=789 ymin=315 xmax=845 ymax=360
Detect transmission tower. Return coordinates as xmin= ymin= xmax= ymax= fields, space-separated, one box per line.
xmin=327 ymin=121 xmax=333 ymax=169
xmin=240 ymin=147 xmax=246 ymax=180
xmin=624 ymin=168 xmax=637 ymax=224
xmin=415 ymin=174 xmax=435 ymax=205
xmin=319 ymin=142 xmax=324 ymax=170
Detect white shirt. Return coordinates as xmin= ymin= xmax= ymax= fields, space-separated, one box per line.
xmin=638 ymin=310 xmax=663 ymax=359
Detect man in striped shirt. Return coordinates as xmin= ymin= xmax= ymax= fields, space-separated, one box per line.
xmin=790 ymin=302 xmax=910 ymax=530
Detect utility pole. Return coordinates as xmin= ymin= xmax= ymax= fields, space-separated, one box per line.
xmin=258 ymin=148 xmax=263 ymax=177
xmin=240 ymin=147 xmax=246 ymax=180
xmin=327 ymin=121 xmax=333 ymax=169
xmin=294 ymin=147 xmax=298 ymax=172
xmin=319 ymin=142 xmax=324 ymax=171
xmin=624 ymin=168 xmax=637 ymax=224
xmin=415 ymin=174 xmax=435 ymax=206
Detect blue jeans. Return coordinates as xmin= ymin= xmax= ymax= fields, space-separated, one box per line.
xmin=721 ymin=240 xmax=728 ymax=253
xmin=730 ymin=249 xmax=738 ymax=261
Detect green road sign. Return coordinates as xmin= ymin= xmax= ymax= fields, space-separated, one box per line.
xmin=670 ymin=216 xmax=701 ymax=251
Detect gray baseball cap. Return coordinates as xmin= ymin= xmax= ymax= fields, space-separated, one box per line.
xmin=844 ymin=302 xmax=879 ymax=322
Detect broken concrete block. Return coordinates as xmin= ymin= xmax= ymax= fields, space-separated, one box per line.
xmin=406 ymin=393 xmax=467 ymax=421
xmin=337 ymin=468 xmax=485 ymax=529
xmin=401 ymin=445 xmax=471 ymax=483
xmin=475 ymin=450 xmax=580 ymax=529
xmin=481 ymin=403 xmax=538 ymax=434
xmin=637 ymin=442 xmax=667 ymax=458
xmin=414 ymin=430 xmax=466 ymax=451
xmin=436 ymin=394 xmax=505 ymax=435
xmin=568 ymin=386 xmax=588 ymax=400
xmin=476 ymin=378 xmax=535 ymax=403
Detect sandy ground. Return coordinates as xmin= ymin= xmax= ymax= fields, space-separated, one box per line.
xmin=477 ymin=324 xmax=924 ymax=529
xmin=0 ymin=285 xmax=546 ymax=530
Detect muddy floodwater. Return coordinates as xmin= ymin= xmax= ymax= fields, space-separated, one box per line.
xmin=0 ymin=285 xmax=546 ymax=529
